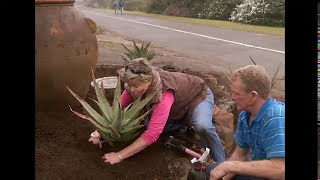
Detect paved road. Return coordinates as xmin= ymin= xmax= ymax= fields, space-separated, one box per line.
xmin=76 ymin=5 xmax=285 ymax=77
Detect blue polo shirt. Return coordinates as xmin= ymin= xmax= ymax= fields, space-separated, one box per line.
xmin=234 ymin=98 xmax=285 ymax=160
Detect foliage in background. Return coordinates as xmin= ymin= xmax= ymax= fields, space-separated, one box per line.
xmin=145 ymin=0 xmax=168 ymax=14
xmin=83 ymin=0 xmax=108 ymax=7
xmin=83 ymin=0 xmax=284 ymax=26
xmin=201 ymin=0 xmax=242 ymax=20
xmin=144 ymin=0 xmax=284 ymax=26
xmin=121 ymin=41 xmax=156 ymax=62
xmin=230 ymin=0 xmax=284 ymax=26
xmin=84 ymin=0 xmax=146 ymax=11
xmin=67 ymin=69 xmax=155 ymax=143
xmin=124 ymin=0 xmax=146 ymax=11
xmin=164 ymin=1 xmax=189 ymax=17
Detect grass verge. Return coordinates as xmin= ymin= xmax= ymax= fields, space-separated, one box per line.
xmin=101 ymin=8 xmax=284 ymax=36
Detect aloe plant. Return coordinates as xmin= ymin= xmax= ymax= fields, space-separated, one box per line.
xmin=121 ymin=41 xmax=156 ymax=62
xmin=66 ymin=68 xmax=156 ymax=144
xmin=224 ymin=56 xmax=281 ymax=89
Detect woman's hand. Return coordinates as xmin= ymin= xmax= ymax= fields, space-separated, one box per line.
xmin=88 ymin=130 xmax=103 ymax=148
xmin=103 ymin=152 xmax=122 ymax=165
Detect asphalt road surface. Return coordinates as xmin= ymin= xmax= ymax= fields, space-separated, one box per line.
xmin=76 ymin=5 xmax=285 ymax=77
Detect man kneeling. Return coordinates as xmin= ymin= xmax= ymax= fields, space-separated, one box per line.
xmin=206 ymin=65 xmax=285 ymax=180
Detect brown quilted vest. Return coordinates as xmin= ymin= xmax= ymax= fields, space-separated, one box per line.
xmin=158 ymin=71 xmax=208 ymax=127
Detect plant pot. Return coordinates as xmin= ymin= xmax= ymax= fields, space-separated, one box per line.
xmin=35 ymin=0 xmax=98 ymax=112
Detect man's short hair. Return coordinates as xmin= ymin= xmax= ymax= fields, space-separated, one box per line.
xmin=231 ymin=65 xmax=271 ymax=99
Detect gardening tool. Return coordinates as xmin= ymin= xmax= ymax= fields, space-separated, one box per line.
xmin=164 ymin=136 xmax=211 ymax=169
xmin=165 ymin=136 xmax=202 ymax=158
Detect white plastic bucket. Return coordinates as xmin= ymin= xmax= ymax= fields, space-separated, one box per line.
xmin=90 ymin=76 xmax=118 ymax=89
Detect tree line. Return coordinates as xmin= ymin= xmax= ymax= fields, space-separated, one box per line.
xmin=83 ymin=0 xmax=285 ymax=27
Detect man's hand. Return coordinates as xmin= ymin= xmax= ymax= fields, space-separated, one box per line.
xmin=222 ymin=173 xmax=236 ymax=180
xmin=88 ymin=130 xmax=103 ymax=148
xmin=209 ymin=161 xmax=231 ymax=180
xmin=103 ymin=152 xmax=121 ymax=165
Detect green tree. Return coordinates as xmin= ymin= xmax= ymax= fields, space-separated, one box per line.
xmin=201 ymin=0 xmax=242 ymax=20
xmin=230 ymin=0 xmax=284 ymax=26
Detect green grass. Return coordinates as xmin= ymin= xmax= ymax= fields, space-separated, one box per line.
xmin=101 ymin=8 xmax=284 ymax=36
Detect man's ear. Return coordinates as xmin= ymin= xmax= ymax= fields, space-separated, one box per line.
xmin=251 ymin=91 xmax=258 ymax=101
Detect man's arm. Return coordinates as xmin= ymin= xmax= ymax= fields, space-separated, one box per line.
xmin=210 ymin=158 xmax=284 ymax=180
xmin=211 ymin=113 xmax=285 ymax=180
xmin=216 ymin=145 xmax=249 ymax=180
xmin=228 ymin=145 xmax=249 ymax=161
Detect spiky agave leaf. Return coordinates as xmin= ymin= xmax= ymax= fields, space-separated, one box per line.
xmin=125 ymin=91 xmax=157 ymax=121
xmin=67 ymin=86 xmax=108 ymax=127
xmin=146 ymin=52 xmax=155 ymax=61
xmin=91 ymin=68 xmax=113 ymax=123
xmin=88 ymin=97 xmax=112 ymax=125
xmin=121 ymin=41 xmax=155 ymax=62
xmin=143 ymin=42 xmax=155 ymax=60
xmin=271 ymin=63 xmax=281 ymax=89
xmin=121 ymin=43 xmax=135 ymax=61
xmin=111 ymin=76 xmax=122 ymax=132
xmin=121 ymin=43 xmax=134 ymax=54
xmin=68 ymin=71 xmax=157 ymax=143
xmin=121 ymin=124 xmax=144 ymax=134
xmin=70 ymin=105 xmax=121 ymax=141
xmin=69 ymin=106 xmax=111 ymax=134
xmin=98 ymin=130 xmax=114 ymax=146
xmin=133 ymin=41 xmax=141 ymax=58
xmin=143 ymin=42 xmax=151 ymax=57
xmin=99 ymin=79 xmax=114 ymax=119
xmin=122 ymin=108 xmax=152 ymax=130
xmin=144 ymin=41 xmax=151 ymax=49
xmin=121 ymin=55 xmax=132 ymax=62
xmin=140 ymin=42 xmax=148 ymax=58
xmin=249 ymin=55 xmax=257 ymax=65
xmin=121 ymin=131 xmax=141 ymax=142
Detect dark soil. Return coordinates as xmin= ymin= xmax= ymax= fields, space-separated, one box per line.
xmin=36 ymin=110 xmax=197 ymax=180
xmin=35 ymin=64 xmax=284 ymax=180
xmin=36 ymin=65 xmax=205 ymax=180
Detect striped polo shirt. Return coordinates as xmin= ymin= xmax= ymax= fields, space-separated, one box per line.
xmin=234 ymin=97 xmax=285 ymax=160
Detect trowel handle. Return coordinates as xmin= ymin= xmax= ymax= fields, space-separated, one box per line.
xmin=185 ymin=148 xmax=202 ymax=159
xmin=165 ymin=140 xmax=186 ymax=153
xmin=164 ymin=136 xmax=202 ymax=158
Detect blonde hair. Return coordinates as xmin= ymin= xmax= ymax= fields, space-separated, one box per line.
xmin=119 ymin=58 xmax=154 ymax=83
xmin=118 ymin=58 xmax=163 ymax=106
xmin=231 ymin=65 xmax=271 ymax=99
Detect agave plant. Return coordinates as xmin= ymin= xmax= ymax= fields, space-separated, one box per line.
xmin=66 ymin=68 xmax=155 ymax=144
xmin=249 ymin=55 xmax=281 ymax=89
xmin=224 ymin=56 xmax=281 ymax=89
xmin=121 ymin=41 xmax=156 ymax=62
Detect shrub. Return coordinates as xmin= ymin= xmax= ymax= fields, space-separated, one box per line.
xmin=121 ymin=41 xmax=156 ymax=62
xmin=230 ymin=0 xmax=284 ymax=26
